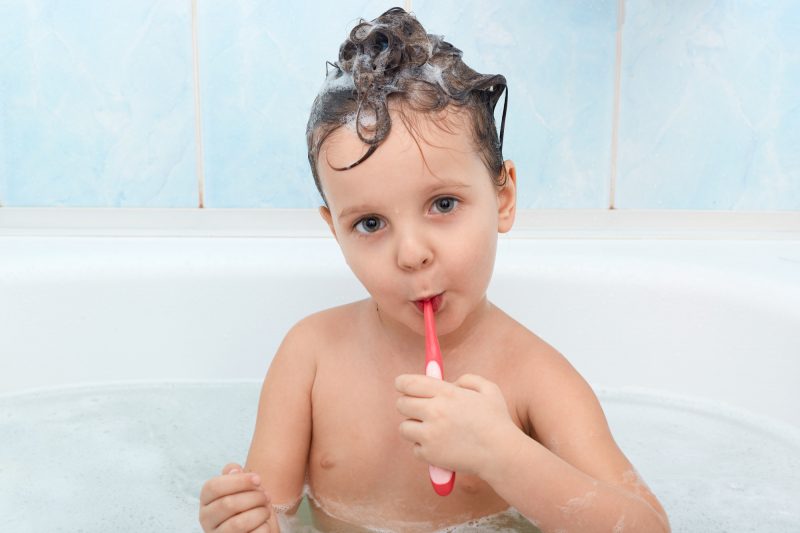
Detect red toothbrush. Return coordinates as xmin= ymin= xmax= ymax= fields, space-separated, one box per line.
xmin=423 ymin=299 xmax=456 ymax=496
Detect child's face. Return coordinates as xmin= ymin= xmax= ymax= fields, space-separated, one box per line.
xmin=318 ymin=106 xmax=516 ymax=340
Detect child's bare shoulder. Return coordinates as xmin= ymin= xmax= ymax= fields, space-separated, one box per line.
xmin=264 ymin=300 xmax=365 ymax=389
xmin=492 ymin=305 xmax=588 ymax=389
xmin=494 ymin=305 xmax=608 ymax=443
xmin=280 ymin=299 xmax=366 ymax=355
xmin=492 ymin=305 xmax=569 ymax=370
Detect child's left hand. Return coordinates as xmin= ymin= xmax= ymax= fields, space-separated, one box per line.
xmin=394 ymin=373 xmax=520 ymax=478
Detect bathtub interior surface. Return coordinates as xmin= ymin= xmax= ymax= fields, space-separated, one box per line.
xmin=1 ymin=236 xmax=799 ymax=428
xmin=1 ymin=382 xmax=798 ymax=532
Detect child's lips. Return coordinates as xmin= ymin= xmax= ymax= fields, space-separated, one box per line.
xmin=414 ymin=292 xmax=444 ymax=314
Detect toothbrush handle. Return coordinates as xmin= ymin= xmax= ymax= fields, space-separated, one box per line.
xmin=424 ymin=359 xmax=456 ymax=496
xmin=422 ymin=300 xmax=455 ymax=496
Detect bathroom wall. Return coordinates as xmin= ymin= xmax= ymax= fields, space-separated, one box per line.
xmin=1 ymin=0 xmax=798 ymax=210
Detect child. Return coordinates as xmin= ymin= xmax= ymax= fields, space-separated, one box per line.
xmin=199 ymin=7 xmax=670 ymax=533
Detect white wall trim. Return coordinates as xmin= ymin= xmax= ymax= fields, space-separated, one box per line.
xmin=1 ymin=208 xmax=798 ymax=240
xmin=190 ymin=0 xmax=206 ymax=208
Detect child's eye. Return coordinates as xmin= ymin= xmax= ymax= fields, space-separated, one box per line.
xmin=431 ymin=196 xmax=459 ymax=214
xmin=354 ymin=216 xmax=385 ymax=234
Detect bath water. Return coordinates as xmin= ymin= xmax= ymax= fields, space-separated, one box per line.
xmin=1 ymin=381 xmax=798 ymax=531
xmin=277 ymin=489 xmax=539 ymax=532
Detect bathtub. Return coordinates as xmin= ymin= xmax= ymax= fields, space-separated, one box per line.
xmin=1 ymin=208 xmax=799 ymax=532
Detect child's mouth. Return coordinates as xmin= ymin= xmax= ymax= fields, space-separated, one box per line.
xmin=414 ymin=292 xmax=444 ymax=314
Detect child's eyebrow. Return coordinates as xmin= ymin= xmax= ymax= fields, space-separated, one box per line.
xmin=337 ymin=181 xmax=471 ymax=219
xmin=338 ymin=204 xmax=375 ymax=219
xmin=427 ymin=180 xmax=472 ymax=193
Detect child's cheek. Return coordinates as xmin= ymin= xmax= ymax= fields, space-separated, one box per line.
xmin=341 ymin=247 xmax=394 ymax=297
xmin=452 ymin=224 xmax=498 ymax=290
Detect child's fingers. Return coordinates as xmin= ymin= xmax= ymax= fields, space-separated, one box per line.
xmin=215 ymin=504 xmax=271 ymax=533
xmin=204 ymin=489 xmax=271 ymax=531
xmin=454 ymin=373 xmax=492 ymax=393
xmin=248 ymin=523 xmax=270 ymax=533
xmin=221 ymin=463 xmax=244 ymax=475
xmin=396 ymin=395 xmax=428 ymax=420
xmin=395 ymin=374 xmax=445 ymax=397
xmin=199 ymin=472 xmax=266 ymax=506
xmin=398 ymin=418 xmax=424 ymax=443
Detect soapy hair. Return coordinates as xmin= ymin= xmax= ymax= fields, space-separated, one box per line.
xmin=306 ymin=6 xmax=509 ymax=204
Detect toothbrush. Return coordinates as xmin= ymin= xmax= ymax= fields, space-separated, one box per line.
xmin=423 ymin=299 xmax=456 ymax=496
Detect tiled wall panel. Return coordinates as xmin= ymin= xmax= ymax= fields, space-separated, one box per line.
xmin=1 ymin=1 xmax=797 ymax=210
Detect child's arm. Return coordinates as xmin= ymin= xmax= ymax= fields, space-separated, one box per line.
xmin=244 ymin=317 xmax=317 ymax=523
xmin=395 ymin=352 xmax=670 ymax=533
xmin=199 ymin=318 xmax=316 ymax=532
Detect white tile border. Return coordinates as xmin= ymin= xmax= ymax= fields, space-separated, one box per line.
xmin=0 ymin=208 xmax=798 ymax=240
xmin=190 ymin=0 xmax=206 ymax=208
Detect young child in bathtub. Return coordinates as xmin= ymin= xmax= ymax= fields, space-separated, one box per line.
xmin=199 ymin=7 xmax=670 ymax=533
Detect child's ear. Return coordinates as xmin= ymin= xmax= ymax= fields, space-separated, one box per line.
xmin=497 ymin=160 xmax=517 ymax=233
xmin=318 ymin=205 xmax=338 ymax=241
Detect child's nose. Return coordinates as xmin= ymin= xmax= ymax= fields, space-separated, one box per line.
xmin=396 ymin=228 xmax=433 ymax=271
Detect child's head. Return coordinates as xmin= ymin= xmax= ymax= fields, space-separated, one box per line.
xmin=306 ymin=7 xmax=516 ymax=339
xmin=306 ymin=7 xmax=510 ymax=205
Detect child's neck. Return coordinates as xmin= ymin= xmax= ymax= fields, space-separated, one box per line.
xmin=371 ymin=296 xmax=494 ymax=366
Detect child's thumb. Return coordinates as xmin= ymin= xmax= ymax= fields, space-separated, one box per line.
xmin=221 ymin=462 xmax=243 ymax=475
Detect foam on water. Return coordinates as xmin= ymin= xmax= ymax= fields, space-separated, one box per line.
xmin=274 ymin=484 xmax=538 ymax=532
xmin=1 ymin=381 xmax=799 ymax=531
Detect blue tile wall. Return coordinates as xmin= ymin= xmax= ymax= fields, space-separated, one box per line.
xmin=617 ymin=0 xmax=800 ymax=210
xmin=411 ymin=0 xmax=617 ymax=209
xmin=0 ymin=1 xmax=797 ymax=209
xmin=197 ymin=0 xmax=395 ymax=208
xmin=0 ymin=0 xmax=198 ymax=207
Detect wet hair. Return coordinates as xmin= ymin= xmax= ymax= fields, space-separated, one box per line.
xmin=306 ymin=6 xmax=509 ymax=205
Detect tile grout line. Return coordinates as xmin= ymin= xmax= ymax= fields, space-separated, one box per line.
xmin=404 ymin=0 xmax=413 ymax=12
xmin=609 ymin=0 xmax=625 ymax=210
xmin=191 ymin=0 xmax=206 ymax=208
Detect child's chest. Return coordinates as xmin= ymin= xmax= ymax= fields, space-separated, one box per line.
xmin=305 ymin=348 xmax=529 ymax=528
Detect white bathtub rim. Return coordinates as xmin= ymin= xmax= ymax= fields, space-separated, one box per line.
xmin=1 ymin=208 xmax=799 ymax=240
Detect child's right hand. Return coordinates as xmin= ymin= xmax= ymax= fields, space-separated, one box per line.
xmin=199 ymin=463 xmax=274 ymax=532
